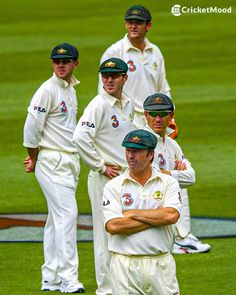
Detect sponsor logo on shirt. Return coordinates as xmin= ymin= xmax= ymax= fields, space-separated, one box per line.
xmin=122 ymin=193 xmax=134 ymax=207
xmin=127 ymin=60 xmax=136 ymax=72
xmin=60 ymin=100 xmax=67 ymax=113
xmin=158 ymin=153 xmax=166 ymax=168
xmin=111 ymin=115 xmax=119 ymax=128
xmin=103 ymin=199 xmax=110 ymax=206
xmin=33 ymin=106 xmax=46 ymax=113
xmin=81 ymin=121 xmax=95 ymax=128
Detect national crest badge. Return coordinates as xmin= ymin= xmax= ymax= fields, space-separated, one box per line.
xmin=152 ymin=62 xmax=158 ymax=70
xmin=154 ymin=97 xmax=163 ymax=103
xmin=153 ymin=191 xmax=163 ymax=200
xmin=130 ymin=136 xmax=141 ymax=143
xmin=105 ymin=61 xmax=116 ymax=68
xmin=57 ymin=48 xmax=67 ymax=55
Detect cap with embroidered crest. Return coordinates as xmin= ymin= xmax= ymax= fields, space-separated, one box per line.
xmin=143 ymin=93 xmax=175 ymax=112
xmin=124 ymin=5 xmax=152 ymax=22
xmin=122 ymin=129 xmax=157 ymax=150
xmin=99 ymin=58 xmax=128 ymax=74
xmin=50 ymin=43 xmax=79 ymax=60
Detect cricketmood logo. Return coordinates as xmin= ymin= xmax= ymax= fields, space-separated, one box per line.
xmin=171 ymin=4 xmax=232 ymax=16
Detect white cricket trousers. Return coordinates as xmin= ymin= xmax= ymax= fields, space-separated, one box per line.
xmin=175 ymin=188 xmax=191 ymax=239
xmin=35 ymin=149 xmax=80 ymax=283
xmin=88 ymin=170 xmax=112 ymax=295
xmin=110 ymin=252 xmax=180 ymax=295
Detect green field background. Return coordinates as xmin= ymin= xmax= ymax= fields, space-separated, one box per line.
xmin=0 ymin=0 xmax=236 ymax=294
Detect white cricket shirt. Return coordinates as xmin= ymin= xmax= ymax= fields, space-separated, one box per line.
xmin=73 ymin=87 xmax=135 ymax=172
xmin=145 ymin=125 xmax=195 ymax=188
xmin=103 ymin=166 xmax=182 ymax=255
xmin=23 ymin=73 xmax=79 ymax=153
xmin=99 ymin=34 xmax=170 ymax=113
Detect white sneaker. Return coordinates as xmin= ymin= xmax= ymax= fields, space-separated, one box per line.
xmin=172 ymin=234 xmax=211 ymax=254
xmin=60 ymin=281 xmax=85 ymax=293
xmin=41 ymin=280 xmax=61 ymax=291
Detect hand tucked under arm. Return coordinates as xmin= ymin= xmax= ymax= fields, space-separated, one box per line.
xmin=174 ymin=159 xmax=187 ymax=170
xmin=160 ymin=160 xmax=187 ymax=176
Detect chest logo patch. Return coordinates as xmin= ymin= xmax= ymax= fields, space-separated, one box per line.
xmin=152 ymin=62 xmax=158 ymax=70
xmin=111 ymin=114 xmax=119 ymax=128
xmin=153 ymin=191 xmax=163 ymax=200
xmin=60 ymin=100 xmax=67 ymax=113
xmin=127 ymin=60 xmax=136 ymax=72
xmin=122 ymin=193 xmax=134 ymax=207
xmin=158 ymin=153 xmax=166 ymax=168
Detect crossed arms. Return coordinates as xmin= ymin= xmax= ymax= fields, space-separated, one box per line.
xmin=105 ymin=207 xmax=180 ymax=235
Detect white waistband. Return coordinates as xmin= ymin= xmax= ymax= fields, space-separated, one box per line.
xmin=39 ymin=147 xmax=78 ymax=155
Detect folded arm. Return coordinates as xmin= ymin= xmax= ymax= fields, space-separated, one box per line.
xmin=105 ymin=207 xmax=179 ymax=235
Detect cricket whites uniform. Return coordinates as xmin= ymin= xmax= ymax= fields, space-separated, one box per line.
xmin=145 ymin=125 xmax=196 ymax=239
xmin=23 ymin=73 xmax=81 ymax=285
xmin=73 ymin=87 xmax=135 ymax=295
xmin=100 ymin=34 xmax=171 ymax=128
xmin=103 ymin=166 xmax=182 ymax=295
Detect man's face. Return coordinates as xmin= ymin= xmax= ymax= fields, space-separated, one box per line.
xmin=125 ymin=20 xmax=151 ymax=40
xmin=145 ymin=110 xmax=174 ymax=137
xmin=126 ymin=148 xmax=153 ymax=173
xmin=101 ymin=72 xmax=128 ymax=98
xmin=52 ymin=59 xmax=78 ymax=82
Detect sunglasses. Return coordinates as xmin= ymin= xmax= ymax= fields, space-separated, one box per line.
xmin=53 ymin=59 xmax=74 ymax=64
xmin=101 ymin=73 xmax=125 ymax=79
xmin=148 ymin=111 xmax=171 ymax=118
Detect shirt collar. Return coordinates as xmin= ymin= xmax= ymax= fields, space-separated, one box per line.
xmin=123 ymin=34 xmax=153 ymax=52
xmin=100 ymin=87 xmax=131 ymax=108
xmin=121 ymin=165 xmax=163 ymax=186
xmin=145 ymin=125 xmax=161 ymax=140
xmin=145 ymin=124 xmax=170 ymax=143
xmin=53 ymin=72 xmax=80 ymax=88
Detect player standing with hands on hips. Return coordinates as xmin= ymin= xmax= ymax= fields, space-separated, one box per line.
xmin=73 ymin=58 xmax=135 ymax=295
xmin=103 ymin=129 xmax=182 ymax=295
xmin=99 ymin=5 xmax=178 ymax=136
xmin=23 ymin=43 xmax=84 ymax=293
xmin=143 ymin=93 xmax=211 ymax=254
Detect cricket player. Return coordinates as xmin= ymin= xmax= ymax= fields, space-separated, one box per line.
xmin=99 ymin=5 xmax=178 ymax=136
xmin=103 ymin=129 xmax=182 ymax=295
xmin=23 ymin=43 xmax=84 ymax=293
xmin=143 ymin=93 xmax=211 ymax=254
xmin=73 ymin=58 xmax=135 ymax=295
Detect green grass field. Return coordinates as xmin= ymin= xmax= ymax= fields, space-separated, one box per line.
xmin=0 ymin=0 xmax=236 ymax=294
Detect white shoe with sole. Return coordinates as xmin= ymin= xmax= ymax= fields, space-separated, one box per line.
xmin=41 ymin=280 xmax=61 ymax=291
xmin=173 ymin=234 xmax=211 ymax=254
xmin=60 ymin=281 xmax=85 ymax=293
